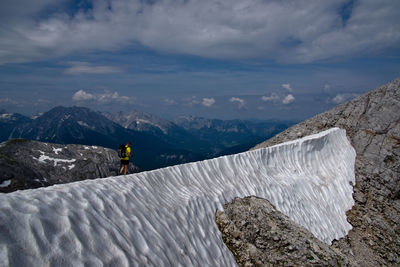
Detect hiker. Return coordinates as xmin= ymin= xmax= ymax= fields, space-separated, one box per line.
xmin=119 ymin=141 xmax=132 ymax=175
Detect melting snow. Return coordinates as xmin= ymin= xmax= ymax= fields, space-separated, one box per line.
xmin=0 ymin=113 xmax=11 ymax=119
xmin=37 ymin=155 xmax=76 ymax=166
xmin=33 ymin=151 xmax=76 ymax=167
xmin=0 ymin=128 xmax=356 ymax=266
xmin=77 ymin=121 xmax=90 ymax=127
xmin=52 ymin=147 xmax=62 ymax=154
xmin=0 ymin=180 xmax=11 ymax=188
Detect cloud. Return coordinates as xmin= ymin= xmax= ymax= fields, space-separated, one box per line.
xmin=72 ymin=90 xmax=130 ymax=103
xmin=98 ymin=91 xmax=130 ymax=103
xmin=64 ymin=62 xmax=121 ymax=75
xmin=323 ymin=83 xmax=331 ymax=93
xmin=163 ymin=98 xmax=176 ymax=105
xmin=331 ymin=93 xmax=359 ymax=104
xmin=261 ymin=93 xmax=280 ymax=102
xmin=1 ymin=1 xmax=399 ymax=64
xmin=182 ymin=96 xmax=201 ymax=106
xmin=282 ymin=94 xmax=295 ymax=105
xmin=332 ymin=94 xmax=345 ymax=104
xmin=202 ymin=98 xmax=215 ymax=107
xmin=0 ymin=97 xmax=18 ymax=105
xmin=281 ymin=83 xmax=293 ymax=92
xmin=229 ymin=97 xmax=245 ymax=109
xmin=72 ymin=90 xmax=96 ymax=101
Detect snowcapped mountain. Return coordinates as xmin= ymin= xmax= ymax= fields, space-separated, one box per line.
xmin=103 ymin=110 xmax=176 ymax=135
xmin=0 ymin=139 xmax=138 ymax=193
xmin=0 ymin=128 xmax=356 ymax=266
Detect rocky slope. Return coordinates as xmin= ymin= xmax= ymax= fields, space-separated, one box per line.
xmin=216 ymin=196 xmax=356 ymax=266
xmin=0 ymin=139 xmax=138 ymax=193
xmin=219 ymin=78 xmax=400 ymax=266
xmin=0 ymin=111 xmax=32 ymax=141
xmin=175 ymin=115 xmax=292 ymax=156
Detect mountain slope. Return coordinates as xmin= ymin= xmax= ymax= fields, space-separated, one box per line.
xmin=104 ymin=110 xmax=209 ymax=154
xmin=175 ymin=116 xmax=292 ymax=156
xmin=10 ymin=106 xmax=204 ymax=171
xmin=106 ymin=111 xmax=292 ymax=157
xmin=244 ymin=78 xmax=400 ymax=265
xmin=0 ymin=139 xmax=138 ymax=193
xmin=0 ymin=111 xmax=32 ymax=142
xmin=0 ymin=128 xmax=355 ymax=266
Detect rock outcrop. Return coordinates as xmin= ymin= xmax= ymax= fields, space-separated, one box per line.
xmin=0 ymin=139 xmax=138 ymax=193
xmin=216 ymin=196 xmax=356 ymax=266
xmin=219 ymin=78 xmax=400 ymax=266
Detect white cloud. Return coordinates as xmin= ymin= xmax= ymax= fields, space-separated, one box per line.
xmin=72 ymin=90 xmax=130 ymax=103
xmin=331 ymin=93 xmax=359 ymax=104
xmin=98 ymin=91 xmax=130 ymax=103
xmin=72 ymin=90 xmax=96 ymax=101
xmin=64 ymin=62 xmax=121 ymax=75
xmin=0 ymin=97 xmax=17 ymax=104
xmin=229 ymin=97 xmax=245 ymax=109
xmin=282 ymin=94 xmax=295 ymax=105
xmin=182 ymin=96 xmax=201 ymax=106
xmin=261 ymin=93 xmax=280 ymax=102
xmin=332 ymin=94 xmax=345 ymax=104
xmin=281 ymin=83 xmax=293 ymax=92
xmin=190 ymin=96 xmax=201 ymax=105
xmin=163 ymin=98 xmax=176 ymax=105
xmin=323 ymin=83 xmax=331 ymax=93
xmin=1 ymin=1 xmax=399 ymax=64
xmin=202 ymin=98 xmax=215 ymax=107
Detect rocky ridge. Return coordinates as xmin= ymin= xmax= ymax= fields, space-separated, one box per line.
xmin=216 ymin=196 xmax=356 ymax=266
xmin=0 ymin=139 xmax=138 ymax=193
xmin=218 ymin=78 xmax=400 ymax=266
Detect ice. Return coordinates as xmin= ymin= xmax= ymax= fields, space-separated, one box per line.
xmin=0 ymin=128 xmax=356 ymax=266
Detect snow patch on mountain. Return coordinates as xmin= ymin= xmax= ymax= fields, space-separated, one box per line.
xmin=33 ymin=150 xmax=77 ymax=166
xmin=0 ymin=128 xmax=355 ymax=266
xmin=52 ymin=147 xmax=62 ymax=154
xmin=136 ymin=119 xmax=168 ymax=134
xmin=0 ymin=180 xmax=11 ymax=187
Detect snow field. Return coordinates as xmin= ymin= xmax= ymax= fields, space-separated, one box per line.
xmin=0 ymin=128 xmax=356 ymax=266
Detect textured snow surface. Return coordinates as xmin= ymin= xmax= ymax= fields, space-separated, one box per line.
xmin=0 ymin=128 xmax=355 ymax=266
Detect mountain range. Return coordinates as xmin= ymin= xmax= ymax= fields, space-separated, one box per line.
xmin=1 ymin=79 xmax=399 ymax=266
xmin=0 ymin=107 xmax=292 ymax=171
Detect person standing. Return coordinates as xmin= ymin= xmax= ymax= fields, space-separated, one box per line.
xmin=119 ymin=141 xmax=131 ymax=175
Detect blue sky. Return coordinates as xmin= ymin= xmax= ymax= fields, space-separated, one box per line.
xmin=0 ymin=0 xmax=399 ymax=121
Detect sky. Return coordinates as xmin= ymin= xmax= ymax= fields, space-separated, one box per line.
xmin=0 ymin=0 xmax=399 ymax=121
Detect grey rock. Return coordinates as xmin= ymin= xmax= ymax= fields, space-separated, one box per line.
xmin=216 ymin=196 xmax=357 ymax=267
xmin=245 ymin=78 xmax=400 ymax=266
xmin=0 ymin=139 xmax=139 ymax=193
